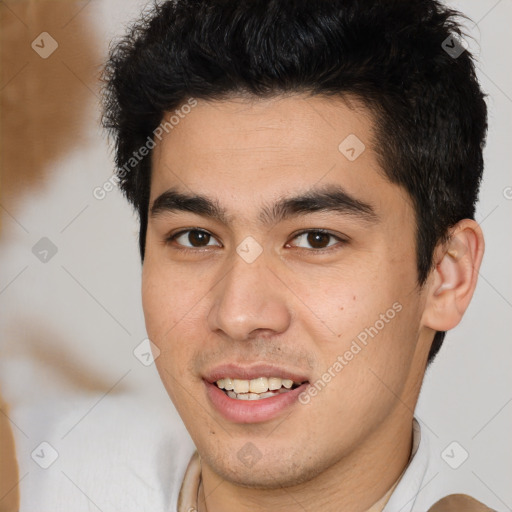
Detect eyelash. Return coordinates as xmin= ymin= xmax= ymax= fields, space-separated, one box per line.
xmin=165 ymin=228 xmax=348 ymax=254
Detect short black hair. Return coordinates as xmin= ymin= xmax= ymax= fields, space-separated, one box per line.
xmin=102 ymin=0 xmax=488 ymax=364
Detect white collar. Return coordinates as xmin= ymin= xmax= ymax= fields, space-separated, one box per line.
xmin=383 ymin=418 xmax=430 ymax=512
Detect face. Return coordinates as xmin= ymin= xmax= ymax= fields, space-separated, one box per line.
xmin=142 ymin=94 xmax=433 ymax=488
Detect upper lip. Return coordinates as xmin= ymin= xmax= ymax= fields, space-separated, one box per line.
xmin=203 ymin=363 xmax=310 ymax=384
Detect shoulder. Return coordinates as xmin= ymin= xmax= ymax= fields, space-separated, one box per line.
xmin=427 ymin=494 xmax=497 ymax=511
xmin=12 ymin=392 xmax=195 ymax=511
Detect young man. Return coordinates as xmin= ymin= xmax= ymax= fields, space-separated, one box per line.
xmin=103 ymin=0 xmax=493 ymax=510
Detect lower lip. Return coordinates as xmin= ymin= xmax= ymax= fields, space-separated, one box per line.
xmin=204 ymin=380 xmax=310 ymax=424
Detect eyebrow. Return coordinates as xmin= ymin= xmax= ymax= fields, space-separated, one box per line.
xmin=149 ymin=184 xmax=378 ymax=227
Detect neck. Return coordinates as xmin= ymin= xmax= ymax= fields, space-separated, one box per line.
xmin=197 ymin=408 xmax=414 ymax=512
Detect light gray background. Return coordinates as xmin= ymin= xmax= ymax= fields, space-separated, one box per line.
xmin=1 ymin=0 xmax=511 ymax=509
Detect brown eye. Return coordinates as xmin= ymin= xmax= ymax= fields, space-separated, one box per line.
xmin=168 ymin=229 xmax=221 ymax=249
xmin=306 ymin=231 xmax=331 ymax=249
xmin=288 ymin=230 xmax=346 ymax=251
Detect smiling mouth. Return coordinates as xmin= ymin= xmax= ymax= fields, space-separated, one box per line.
xmin=215 ymin=376 xmax=306 ymax=400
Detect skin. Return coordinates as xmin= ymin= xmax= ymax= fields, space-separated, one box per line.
xmin=141 ymin=93 xmax=484 ymax=512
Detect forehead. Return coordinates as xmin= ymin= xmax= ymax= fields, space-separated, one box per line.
xmin=152 ymin=93 xmax=374 ymax=170
xmin=150 ymin=94 xmax=412 ymax=223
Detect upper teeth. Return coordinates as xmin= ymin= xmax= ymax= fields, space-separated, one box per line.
xmin=216 ymin=377 xmax=298 ymax=394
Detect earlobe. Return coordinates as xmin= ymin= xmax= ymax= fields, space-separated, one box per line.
xmin=421 ymin=219 xmax=485 ymax=332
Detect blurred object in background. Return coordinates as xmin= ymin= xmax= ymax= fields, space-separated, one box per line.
xmin=1 ymin=1 xmax=101 ymax=509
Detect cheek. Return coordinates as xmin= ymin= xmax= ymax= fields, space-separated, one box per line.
xmin=141 ymin=264 xmax=193 ymax=408
xmin=142 ymin=252 xmax=206 ymax=335
xmin=141 ymin=261 xmax=188 ymax=372
xmin=141 ymin=264 xmax=169 ymax=340
xmin=298 ymin=263 xmax=396 ymax=339
xmin=141 ymin=255 xmax=214 ymax=384
xmin=315 ymin=304 xmax=421 ymax=428
xmin=305 ymin=259 xmax=422 ymax=392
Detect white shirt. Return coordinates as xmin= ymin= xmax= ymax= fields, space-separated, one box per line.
xmin=12 ymin=393 xmax=494 ymax=511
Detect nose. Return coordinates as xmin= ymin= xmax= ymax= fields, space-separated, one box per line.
xmin=207 ymin=250 xmax=292 ymax=342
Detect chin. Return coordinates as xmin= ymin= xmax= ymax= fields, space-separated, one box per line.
xmin=201 ymin=443 xmax=328 ymax=490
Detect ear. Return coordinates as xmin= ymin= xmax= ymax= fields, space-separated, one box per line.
xmin=421 ymin=219 xmax=485 ymax=332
